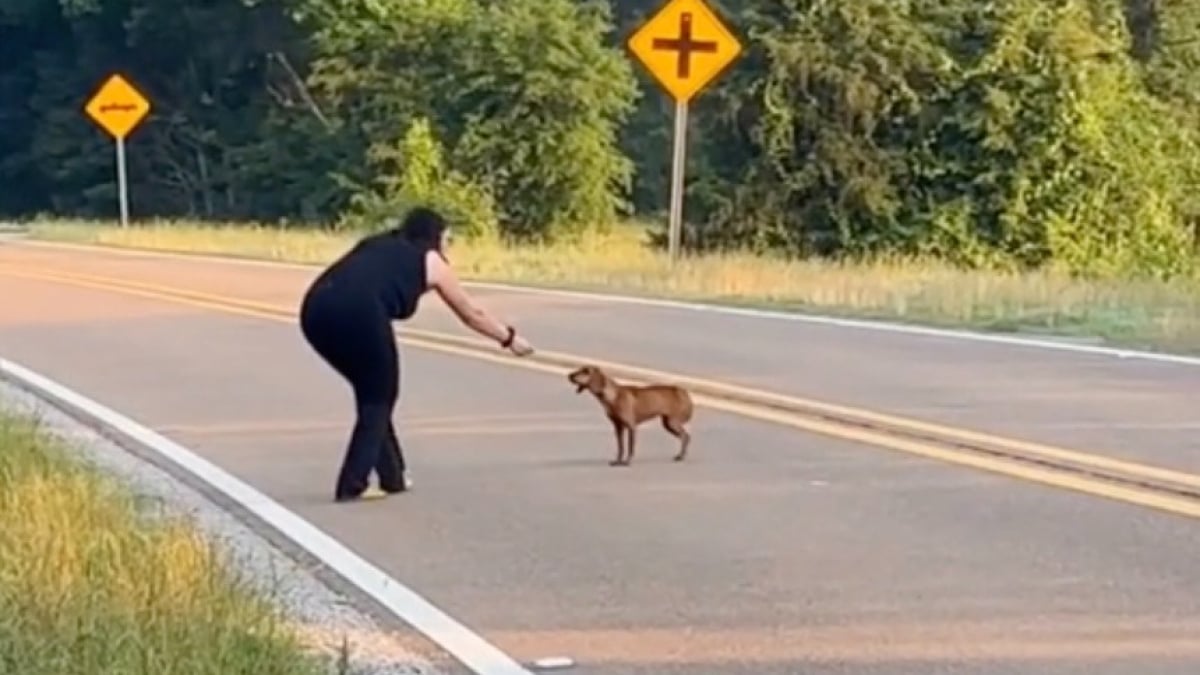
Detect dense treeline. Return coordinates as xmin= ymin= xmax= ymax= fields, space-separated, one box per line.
xmin=1 ymin=0 xmax=1198 ymax=276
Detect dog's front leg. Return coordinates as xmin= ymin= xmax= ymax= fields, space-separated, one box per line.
xmin=609 ymin=419 xmax=626 ymax=466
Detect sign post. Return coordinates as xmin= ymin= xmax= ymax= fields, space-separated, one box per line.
xmin=84 ymin=73 xmax=151 ymax=228
xmin=627 ymin=0 xmax=742 ymax=263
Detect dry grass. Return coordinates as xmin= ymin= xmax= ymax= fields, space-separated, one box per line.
xmin=0 ymin=408 xmax=325 ymax=675
xmin=26 ymin=218 xmax=1200 ymax=354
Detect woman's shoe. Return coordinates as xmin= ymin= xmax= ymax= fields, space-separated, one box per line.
xmin=382 ymin=472 xmax=412 ymax=494
xmin=334 ymin=485 xmax=389 ymax=502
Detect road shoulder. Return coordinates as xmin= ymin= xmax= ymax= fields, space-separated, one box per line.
xmin=0 ymin=372 xmax=453 ymax=675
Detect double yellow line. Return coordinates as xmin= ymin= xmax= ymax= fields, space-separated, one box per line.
xmin=3 ymin=262 xmax=1199 ymax=520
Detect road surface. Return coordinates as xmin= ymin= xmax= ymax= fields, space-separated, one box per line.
xmin=1 ymin=241 xmax=1198 ymax=675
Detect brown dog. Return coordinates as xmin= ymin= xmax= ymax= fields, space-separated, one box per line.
xmin=567 ymin=365 xmax=693 ymax=466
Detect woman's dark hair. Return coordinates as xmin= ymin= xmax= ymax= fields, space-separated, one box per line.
xmin=389 ymin=206 xmax=448 ymax=255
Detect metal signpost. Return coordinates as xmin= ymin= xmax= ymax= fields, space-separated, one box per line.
xmin=627 ymin=0 xmax=742 ymax=262
xmin=84 ymin=73 xmax=152 ymax=228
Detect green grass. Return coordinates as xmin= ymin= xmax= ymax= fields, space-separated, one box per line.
xmin=26 ymin=218 xmax=1200 ymax=355
xmin=0 ymin=406 xmax=326 ymax=675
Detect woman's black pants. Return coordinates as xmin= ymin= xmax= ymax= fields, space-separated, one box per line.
xmin=299 ymin=286 xmax=406 ymax=499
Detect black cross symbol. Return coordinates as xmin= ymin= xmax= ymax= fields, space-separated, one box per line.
xmin=651 ymin=12 xmax=718 ymax=79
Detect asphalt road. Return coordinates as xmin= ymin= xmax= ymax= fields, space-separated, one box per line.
xmin=7 ymin=241 xmax=1200 ymax=475
xmin=1 ymin=241 xmax=1198 ymax=675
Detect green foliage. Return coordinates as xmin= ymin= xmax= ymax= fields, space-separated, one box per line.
xmin=336 ymin=117 xmax=499 ymax=238
xmin=686 ymin=0 xmax=956 ymax=256
xmin=301 ymin=0 xmax=637 ymax=238
xmin=676 ymin=0 xmax=1198 ymax=278
xmin=928 ymin=0 xmax=1199 ymax=278
xmin=1 ymin=0 xmax=1197 ymax=277
xmin=450 ymin=0 xmax=639 ymax=237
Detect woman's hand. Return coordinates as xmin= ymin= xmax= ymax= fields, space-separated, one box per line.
xmin=500 ymin=326 xmax=535 ymax=357
xmin=507 ymin=334 xmax=534 ymax=357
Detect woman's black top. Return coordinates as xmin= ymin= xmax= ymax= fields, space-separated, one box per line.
xmin=306 ymin=232 xmax=430 ymax=321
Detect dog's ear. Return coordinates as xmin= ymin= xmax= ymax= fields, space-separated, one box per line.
xmin=568 ymin=366 xmax=588 ymax=393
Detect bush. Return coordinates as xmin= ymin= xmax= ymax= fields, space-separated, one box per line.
xmin=336 ymin=117 xmax=500 ymax=239
xmin=681 ymin=0 xmax=1199 ymax=278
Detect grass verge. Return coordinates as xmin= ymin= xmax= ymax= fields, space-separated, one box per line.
xmin=25 ymin=218 xmax=1200 ymax=355
xmin=0 ymin=406 xmax=325 ymax=675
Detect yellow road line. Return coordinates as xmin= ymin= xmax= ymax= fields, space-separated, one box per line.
xmin=3 ymin=264 xmax=1199 ymax=520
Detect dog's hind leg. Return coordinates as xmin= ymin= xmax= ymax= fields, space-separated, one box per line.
xmin=663 ymin=416 xmax=690 ymax=462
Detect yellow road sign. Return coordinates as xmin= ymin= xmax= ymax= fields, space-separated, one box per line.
xmin=626 ymin=0 xmax=743 ymax=103
xmin=84 ymin=74 xmax=151 ymax=140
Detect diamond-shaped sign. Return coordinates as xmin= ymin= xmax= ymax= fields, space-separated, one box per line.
xmin=626 ymin=0 xmax=743 ymax=103
xmin=84 ymin=74 xmax=151 ymax=140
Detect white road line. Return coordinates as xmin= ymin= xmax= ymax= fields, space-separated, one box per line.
xmin=0 ymin=355 xmax=534 ymax=675
xmin=12 ymin=238 xmax=1200 ymax=367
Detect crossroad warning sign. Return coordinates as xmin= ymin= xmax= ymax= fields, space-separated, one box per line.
xmin=626 ymin=0 xmax=743 ymax=103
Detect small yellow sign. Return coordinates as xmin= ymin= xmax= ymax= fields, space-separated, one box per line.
xmin=626 ymin=0 xmax=743 ymax=103
xmin=84 ymin=74 xmax=151 ymax=140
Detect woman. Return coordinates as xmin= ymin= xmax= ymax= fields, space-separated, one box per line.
xmin=299 ymin=206 xmax=534 ymax=502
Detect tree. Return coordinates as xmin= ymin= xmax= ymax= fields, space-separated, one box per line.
xmin=301 ymin=0 xmax=639 ymax=238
